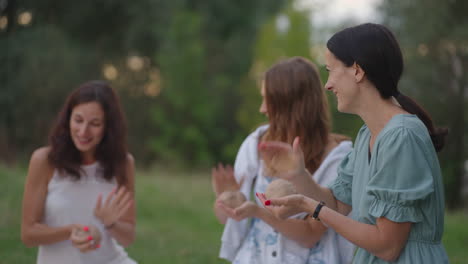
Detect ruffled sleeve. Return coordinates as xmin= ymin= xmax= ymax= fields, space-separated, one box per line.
xmin=329 ymin=149 xmax=355 ymax=206
xmin=329 ymin=126 xmax=368 ymax=206
xmin=366 ymin=127 xmax=434 ymax=223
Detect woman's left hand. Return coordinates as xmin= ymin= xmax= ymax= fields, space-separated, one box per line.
xmin=94 ymin=186 xmax=133 ymax=228
xmin=215 ymin=200 xmax=259 ymax=221
xmin=70 ymin=225 xmax=100 ymax=252
xmin=257 ymin=193 xmax=315 ymax=220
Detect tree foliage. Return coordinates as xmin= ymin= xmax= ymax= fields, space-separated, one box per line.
xmin=0 ymin=0 xmax=286 ymax=167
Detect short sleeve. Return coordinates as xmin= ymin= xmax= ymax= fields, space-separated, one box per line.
xmin=329 ymin=149 xmax=355 ymax=206
xmin=366 ymin=128 xmax=434 ymax=223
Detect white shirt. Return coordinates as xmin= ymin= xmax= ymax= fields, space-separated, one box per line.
xmin=220 ymin=125 xmax=356 ymax=264
xmin=37 ymin=162 xmax=137 ymax=264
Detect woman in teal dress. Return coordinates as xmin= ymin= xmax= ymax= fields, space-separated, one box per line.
xmin=256 ymin=23 xmax=449 ymax=263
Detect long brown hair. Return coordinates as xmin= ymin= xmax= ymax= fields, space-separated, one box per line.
xmin=48 ymin=80 xmax=129 ymax=185
xmin=263 ymin=57 xmax=344 ymax=174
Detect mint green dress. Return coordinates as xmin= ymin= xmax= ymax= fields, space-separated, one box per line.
xmin=330 ymin=114 xmax=448 ymax=263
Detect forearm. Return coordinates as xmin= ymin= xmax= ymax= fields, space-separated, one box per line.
xmin=315 ymin=203 xmax=408 ymax=261
xmin=290 ymin=171 xmax=340 ymax=211
xmin=21 ymin=223 xmax=73 ymax=247
xmin=106 ymin=221 xmax=135 ymax=247
xmin=257 ymin=208 xmax=325 ymax=248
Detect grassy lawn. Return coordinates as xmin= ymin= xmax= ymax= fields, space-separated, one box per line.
xmin=1 ymin=164 xmax=467 ymax=263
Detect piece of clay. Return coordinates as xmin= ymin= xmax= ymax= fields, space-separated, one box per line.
xmin=265 ymin=179 xmax=297 ymax=199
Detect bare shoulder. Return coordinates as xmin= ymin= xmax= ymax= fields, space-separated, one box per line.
xmin=28 ymin=146 xmax=54 ymax=183
xmin=30 ymin=147 xmax=52 ymax=167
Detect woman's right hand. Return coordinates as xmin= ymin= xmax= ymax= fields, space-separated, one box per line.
xmin=211 ymin=163 xmax=243 ymax=197
xmin=258 ymin=137 xmax=307 ymax=181
xmin=257 ymin=192 xmax=314 ymax=220
xmin=70 ymin=224 xmax=100 ymax=253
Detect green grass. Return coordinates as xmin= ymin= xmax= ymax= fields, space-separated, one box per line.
xmin=442 ymin=211 xmax=468 ymax=264
xmin=1 ymin=164 xmax=467 ymax=263
xmin=0 ymin=165 xmax=228 ymax=264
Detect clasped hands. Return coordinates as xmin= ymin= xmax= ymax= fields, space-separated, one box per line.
xmin=70 ymin=186 xmax=133 ymax=253
xmin=212 ymin=137 xmax=318 ymax=221
xmin=257 ymin=137 xmax=319 ymax=219
xmin=211 ymin=163 xmax=258 ymax=221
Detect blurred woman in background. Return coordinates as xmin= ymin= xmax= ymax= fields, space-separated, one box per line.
xmin=21 ymin=80 xmax=137 ymax=264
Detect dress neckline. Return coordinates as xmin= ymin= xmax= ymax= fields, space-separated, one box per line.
xmin=80 ymin=161 xmax=99 ymax=169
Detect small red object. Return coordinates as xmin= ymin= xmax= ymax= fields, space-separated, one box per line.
xmin=83 ymin=226 xmax=89 ymax=232
xmin=87 ymin=236 xmax=93 ymax=241
xmin=265 ymin=200 xmax=271 ymax=206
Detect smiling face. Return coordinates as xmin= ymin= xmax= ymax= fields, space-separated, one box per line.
xmin=324 ymin=49 xmax=361 ymax=114
xmin=69 ymin=101 xmax=105 ymax=159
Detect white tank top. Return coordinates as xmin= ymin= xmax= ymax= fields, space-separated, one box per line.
xmin=37 ymin=162 xmax=137 ymax=264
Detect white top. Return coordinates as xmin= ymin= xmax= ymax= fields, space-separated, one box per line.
xmin=220 ymin=125 xmax=356 ymax=264
xmin=37 ymin=162 xmax=137 ymax=264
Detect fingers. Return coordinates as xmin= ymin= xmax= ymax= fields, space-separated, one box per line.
xmin=104 ymin=188 xmax=116 ymax=207
xmin=96 ymin=186 xmax=134 ymax=226
xmin=216 ymin=201 xmax=236 ymax=218
xmin=258 ymin=141 xmax=292 ymax=152
xmin=75 ymin=239 xmax=97 ymax=252
xmin=264 ymin=197 xmax=289 ymax=207
xmin=212 ymin=165 xmax=225 ymax=196
xmin=226 ymin=165 xmax=234 ymax=179
xmin=255 ymin=192 xmax=267 ymax=206
xmin=70 ymin=225 xmax=100 ymax=253
xmin=112 ymin=186 xmax=127 ymax=206
xmin=116 ymin=198 xmax=133 ymax=219
xmin=217 ymin=163 xmax=225 ymax=178
xmin=212 ymin=163 xmax=241 ymax=195
xmin=106 ymin=186 xmax=132 ymax=209
xmin=70 ymin=228 xmax=88 ymax=244
xmin=292 ymin=137 xmax=301 ymax=154
xmin=220 ymin=164 xmax=232 ymax=183
xmin=234 ymin=201 xmax=256 ymax=218
xmin=71 ymin=227 xmax=98 ymax=253
xmin=213 ymin=163 xmax=226 ymax=182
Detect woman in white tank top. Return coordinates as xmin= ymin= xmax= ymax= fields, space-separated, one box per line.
xmin=21 ymin=80 xmax=137 ymax=264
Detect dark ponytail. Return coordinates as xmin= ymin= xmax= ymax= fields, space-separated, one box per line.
xmin=327 ymin=23 xmax=448 ymax=152
xmin=394 ymin=93 xmax=448 ymax=152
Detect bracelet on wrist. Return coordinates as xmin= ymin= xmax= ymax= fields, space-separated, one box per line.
xmin=312 ymin=201 xmax=325 ymax=221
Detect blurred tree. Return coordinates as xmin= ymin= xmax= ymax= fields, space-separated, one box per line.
xmin=0 ymin=0 xmax=286 ymax=167
xmin=149 ymin=0 xmax=287 ymax=167
xmin=0 ymin=0 xmax=172 ymax=164
xmin=380 ymin=0 xmax=468 ymax=209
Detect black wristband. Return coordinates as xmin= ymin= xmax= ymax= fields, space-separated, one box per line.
xmin=312 ymin=201 xmax=325 ymax=221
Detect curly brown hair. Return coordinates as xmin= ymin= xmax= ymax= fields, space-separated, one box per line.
xmin=48 ymin=80 xmax=129 ymax=185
